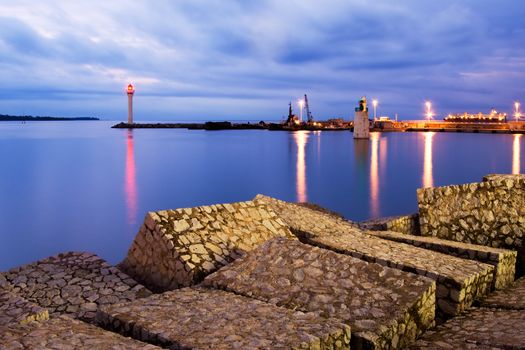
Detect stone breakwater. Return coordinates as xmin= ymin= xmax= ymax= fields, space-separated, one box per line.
xmin=418 ymin=174 xmax=525 ymax=274
xmin=1 ymin=175 xmax=524 ymax=349
xmin=97 ymin=287 xmax=351 ymax=350
xmin=203 ymin=238 xmax=436 ymax=350
xmin=119 ymin=200 xmax=294 ymax=292
xmin=255 ymin=195 xmax=495 ymax=320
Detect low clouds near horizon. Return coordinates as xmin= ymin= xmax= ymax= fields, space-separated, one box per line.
xmin=0 ymin=0 xmax=524 ymax=121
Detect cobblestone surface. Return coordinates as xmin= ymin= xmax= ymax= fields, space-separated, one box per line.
xmin=97 ymin=287 xmax=350 ymax=350
xmin=418 ymin=174 xmax=525 ymax=274
xmin=368 ymin=230 xmax=516 ymax=290
xmin=360 ymin=214 xmax=421 ymax=235
xmin=479 ymin=276 xmax=525 ymax=310
xmin=255 ymin=195 xmax=494 ymax=320
xmin=4 ymin=252 xmax=151 ymax=323
xmin=120 ymin=200 xmax=295 ymax=292
xmin=409 ymin=308 xmax=525 ymax=349
xmin=0 ymin=315 xmax=161 ymax=349
xmin=0 ymin=290 xmax=48 ymax=327
xmin=203 ymin=238 xmax=436 ymax=350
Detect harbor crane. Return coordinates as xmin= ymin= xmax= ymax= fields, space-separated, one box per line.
xmin=304 ymin=94 xmax=314 ymax=123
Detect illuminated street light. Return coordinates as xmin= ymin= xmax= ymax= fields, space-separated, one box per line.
xmin=372 ymin=99 xmax=378 ymax=120
xmin=298 ymin=99 xmax=304 ymax=122
xmin=425 ymin=101 xmax=434 ymax=121
xmin=515 ymin=101 xmax=521 ymax=121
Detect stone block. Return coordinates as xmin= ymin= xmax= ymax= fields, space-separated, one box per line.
xmin=97 ymin=287 xmax=350 ymax=350
xmin=0 ymin=290 xmax=49 ymax=327
xmin=0 ymin=315 xmax=160 ymax=349
xmin=255 ymin=195 xmax=494 ymax=320
xmin=3 ymin=252 xmax=151 ymax=323
xmin=479 ymin=276 xmax=525 ymax=310
xmin=119 ymin=200 xmax=295 ymax=292
xmin=417 ymin=174 xmax=525 ymax=275
xmin=368 ymin=230 xmax=516 ymax=290
xmin=360 ymin=214 xmax=421 ymax=235
xmin=409 ymin=308 xmax=525 ymax=349
xmin=203 ymin=238 xmax=436 ymax=350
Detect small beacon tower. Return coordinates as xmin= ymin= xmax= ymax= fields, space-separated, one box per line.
xmin=127 ymin=83 xmax=135 ymax=124
xmin=353 ymin=96 xmax=370 ymax=139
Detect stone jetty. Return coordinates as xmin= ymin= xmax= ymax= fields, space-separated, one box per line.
xmin=1 ymin=174 xmax=524 ymax=349
xmin=255 ymin=195 xmax=495 ymax=320
xmin=119 ymin=200 xmax=294 ymax=292
xmin=97 ymin=287 xmax=350 ymax=350
xmin=203 ymin=238 xmax=436 ymax=349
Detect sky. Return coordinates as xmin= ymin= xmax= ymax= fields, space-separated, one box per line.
xmin=0 ymin=0 xmax=524 ymax=121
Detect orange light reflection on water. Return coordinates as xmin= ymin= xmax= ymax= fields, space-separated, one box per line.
xmin=125 ymin=130 xmax=138 ymax=225
xmin=423 ymin=132 xmax=434 ymax=188
xmin=513 ymin=134 xmax=522 ymax=174
xmin=370 ymin=132 xmax=380 ymax=217
xmin=294 ymin=131 xmax=309 ymax=203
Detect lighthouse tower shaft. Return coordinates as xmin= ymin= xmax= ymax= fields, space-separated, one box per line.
xmin=127 ymin=93 xmax=134 ymax=124
xmin=353 ymin=96 xmax=370 ymax=139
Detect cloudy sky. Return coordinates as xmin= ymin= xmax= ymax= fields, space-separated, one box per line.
xmin=0 ymin=0 xmax=524 ymax=121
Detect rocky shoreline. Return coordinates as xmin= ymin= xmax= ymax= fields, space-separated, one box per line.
xmin=1 ymin=174 xmax=525 ymax=349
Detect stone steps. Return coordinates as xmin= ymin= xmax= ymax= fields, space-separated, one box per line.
xmin=203 ymin=237 xmax=436 ymax=350
xmin=409 ymin=308 xmax=525 ymax=349
xmin=255 ymin=195 xmax=494 ymax=320
xmin=0 ymin=315 xmax=161 ymax=349
xmin=367 ymin=230 xmax=516 ymax=290
xmin=119 ymin=200 xmax=295 ymax=292
xmin=97 ymin=287 xmax=350 ymax=350
xmin=3 ymin=252 xmax=151 ymax=323
xmin=360 ymin=214 xmax=421 ymax=235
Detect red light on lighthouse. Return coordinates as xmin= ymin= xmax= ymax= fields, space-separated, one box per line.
xmin=127 ymin=83 xmax=135 ymax=94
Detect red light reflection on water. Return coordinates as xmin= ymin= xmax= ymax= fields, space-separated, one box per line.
xmin=370 ymin=132 xmax=380 ymax=217
xmin=125 ymin=130 xmax=138 ymax=225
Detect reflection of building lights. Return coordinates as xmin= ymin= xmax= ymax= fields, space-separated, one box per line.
xmin=125 ymin=130 xmax=138 ymax=225
xmin=513 ymin=134 xmax=521 ymax=175
xmin=294 ymin=131 xmax=309 ymax=203
xmin=370 ymin=132 xmax=379 ymax=218
xmin=423 ymin=132 xmax=434 ymax=188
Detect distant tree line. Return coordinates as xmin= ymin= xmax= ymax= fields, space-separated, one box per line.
xmin=0 ymin=114 xmax=99 ymax=121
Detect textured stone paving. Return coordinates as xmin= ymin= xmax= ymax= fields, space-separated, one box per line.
xmin=0 ymin=315 xmax=161 ymax=349
xmin=255 ymin=195 xmax=494 ymax=320
xmin=409 ymin=308 xmax=525 ymax=349
xmin=360 ymin=214 xmax=421 ymax=235
xmin=97 ymin=287 xmax=350 ymax=350
xmin=479 ymin=276 xmax=525 ymax=310
xmin=3 ymin=252 xmax=151 ymax=323
xmin=418 ymin=174 xmax=525 ymax=274
xmin=120 ymin=200 xmax=295 ymax=292
xmin=203 ymin=238 xmax=436 ymax=350
xmin=367 ymin=230 xmax=516 ymax=290
xmin=0 ymin=290 xmax=48 ymax=327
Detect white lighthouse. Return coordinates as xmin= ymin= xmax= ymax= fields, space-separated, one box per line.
xmin=353 ymin=96 xmax=370 ymax=139
xmin=127 ymin=83 xmax=135 ymax=124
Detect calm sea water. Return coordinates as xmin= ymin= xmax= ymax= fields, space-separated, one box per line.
xmin=0 ymin=121 xmax=522 ymax=270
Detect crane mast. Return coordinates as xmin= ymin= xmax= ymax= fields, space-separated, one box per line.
xmin=304 ymin=94 xmax=313 ymax=123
